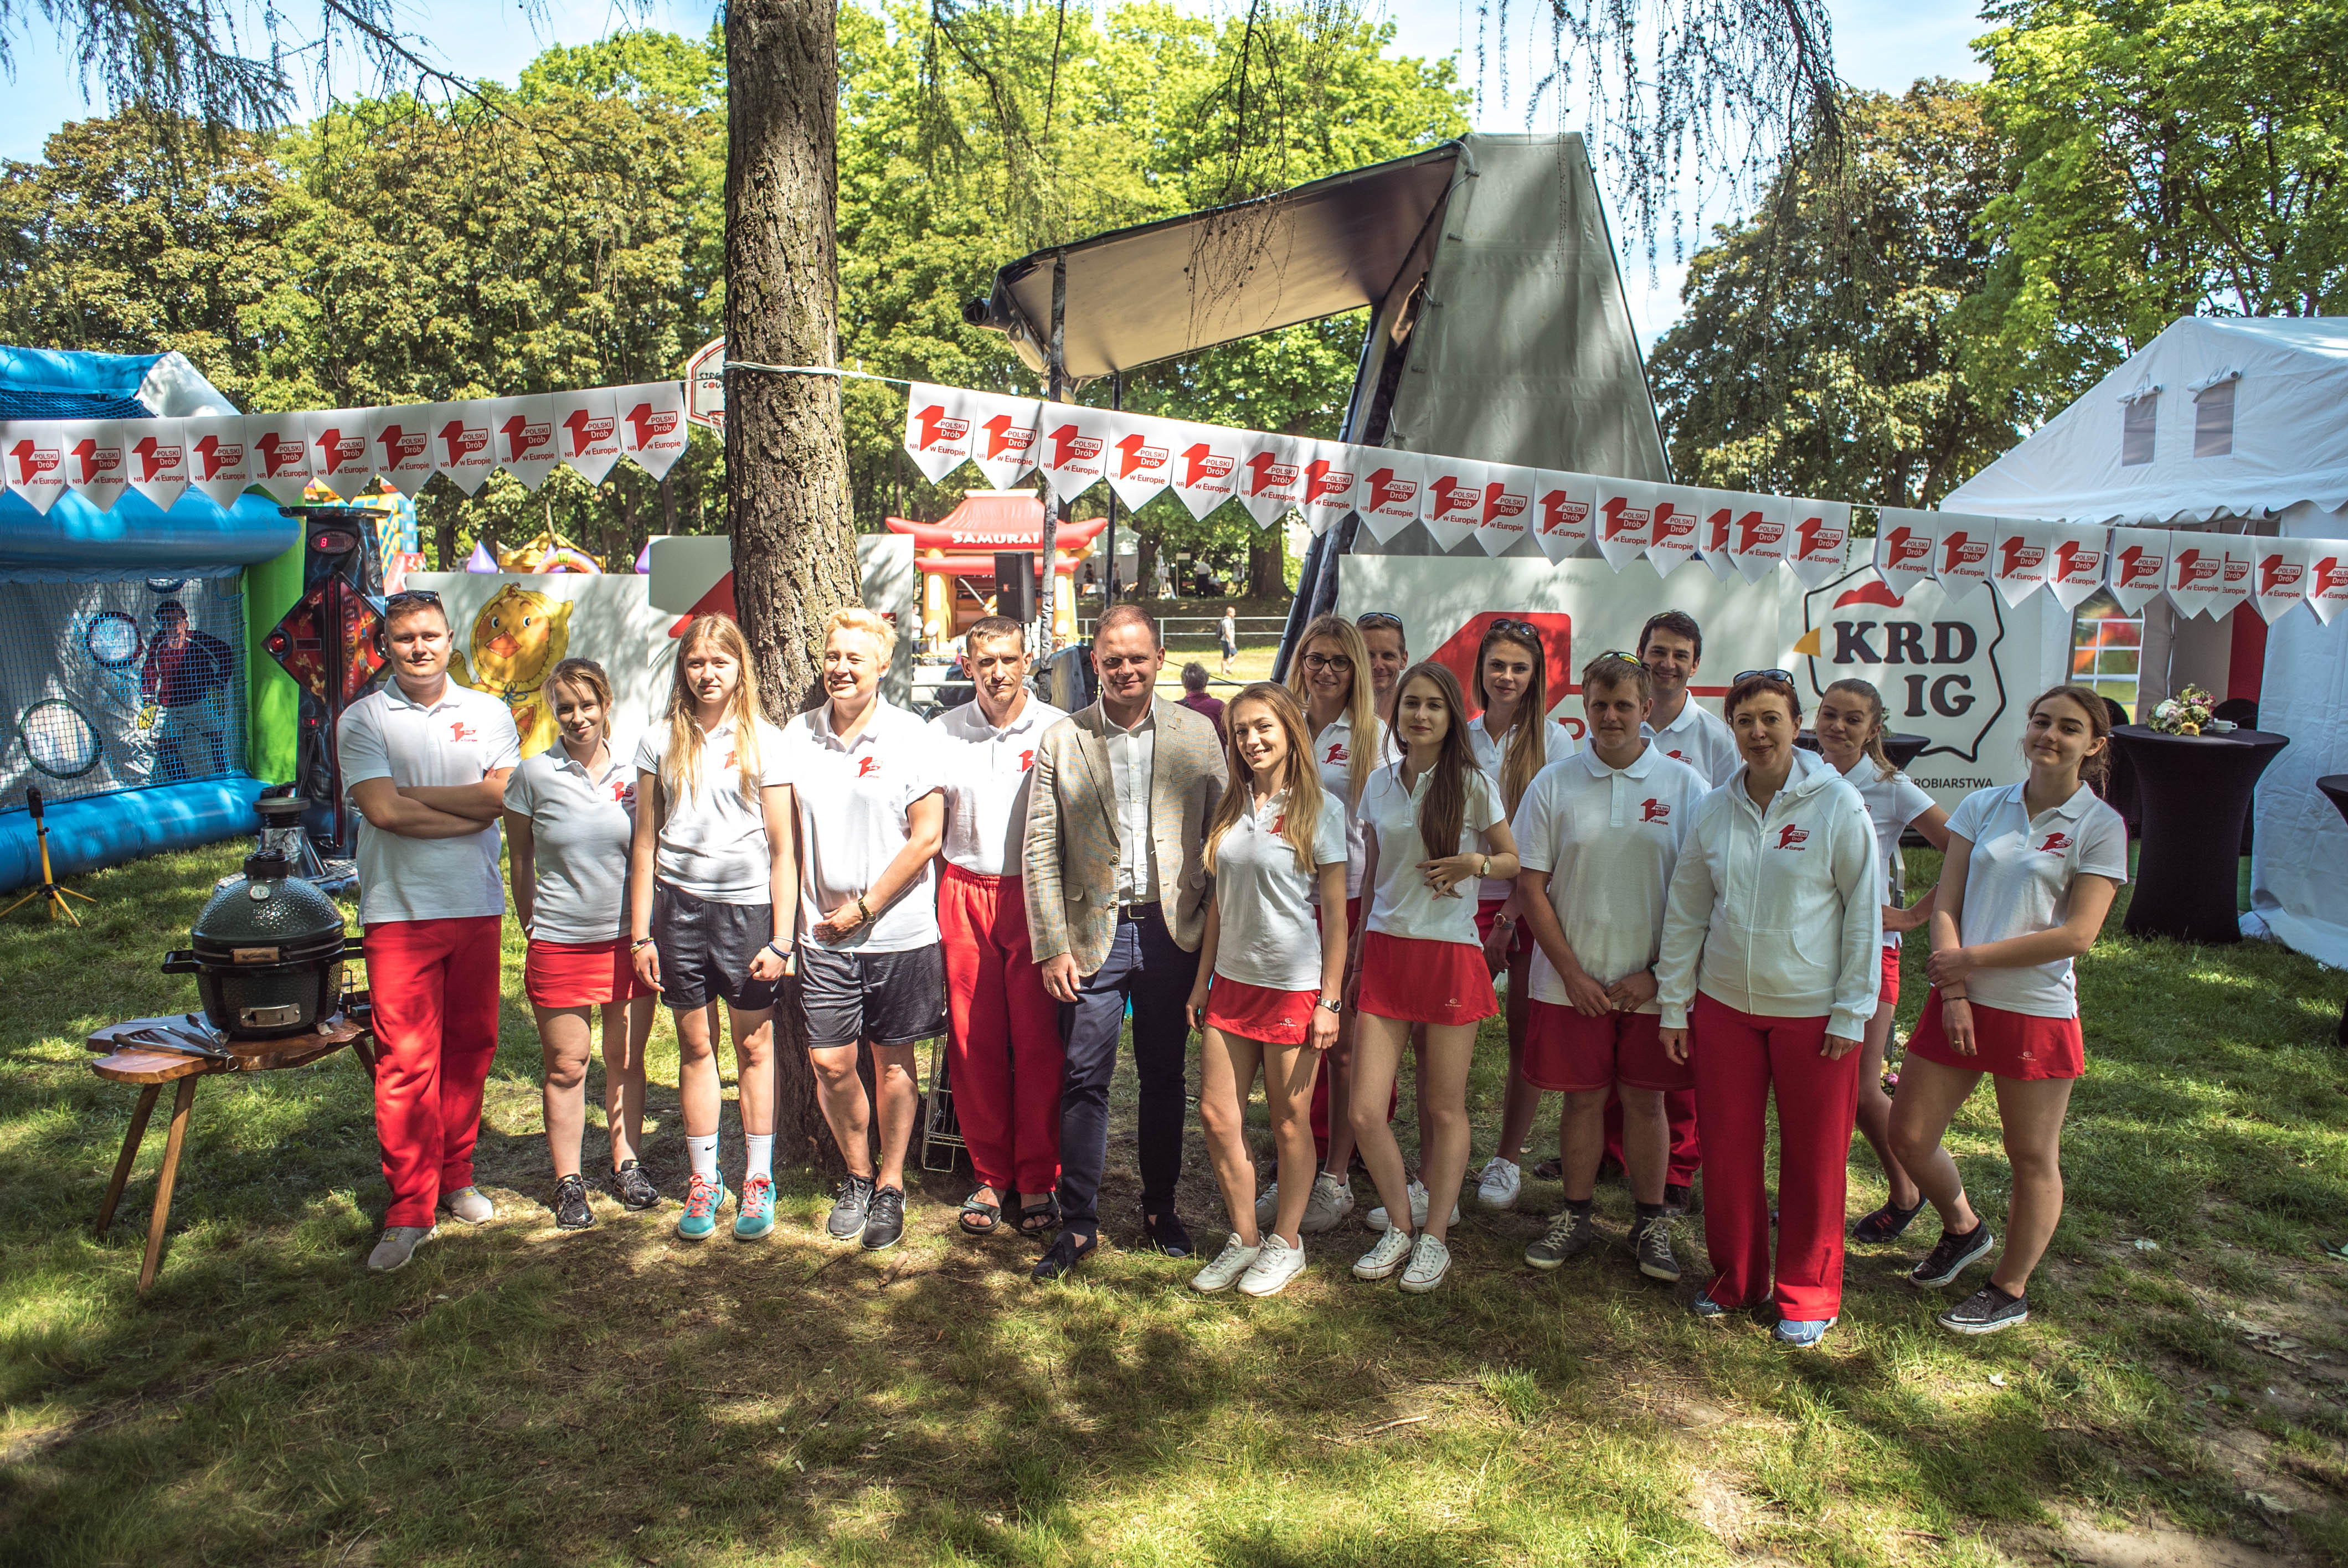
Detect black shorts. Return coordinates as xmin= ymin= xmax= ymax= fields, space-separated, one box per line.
xmin=798 ymin=941 xmax=947 ymax=1050
xmin=653 ymin=883 xmax=780 ymax=1012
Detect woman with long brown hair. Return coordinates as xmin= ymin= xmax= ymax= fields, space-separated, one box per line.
xmin=1186 ymin=683 xmax=1350 ymax=1297
xmin=1466 ymin=620 xmax=1577 ymax=1213
xmin=1349 ymin=661 xmax=1520 ymax=1293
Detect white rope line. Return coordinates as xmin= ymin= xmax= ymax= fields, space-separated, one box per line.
xmin=723 ymin=361 xmax=914 ymax=387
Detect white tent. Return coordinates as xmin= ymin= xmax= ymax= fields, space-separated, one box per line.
xmin=1945 ymin=316 xmax=2348 ymax=968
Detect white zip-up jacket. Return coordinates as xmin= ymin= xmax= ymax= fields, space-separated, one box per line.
xmin=1656 ymin=748 xmax=1883 ymax=1040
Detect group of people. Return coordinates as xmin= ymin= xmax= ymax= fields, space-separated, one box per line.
xmin=339 ymin=587 xmax=2125 ymax=1343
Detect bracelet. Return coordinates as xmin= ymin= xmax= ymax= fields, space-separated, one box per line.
xmin=764 ymin=940 xmax=790 ymax=961
xmin=856 ymin=894 xmax=874 ymax=925
xmin=630 ymin=936 xmax=655 ymax=951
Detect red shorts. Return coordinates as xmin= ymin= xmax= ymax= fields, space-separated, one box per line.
xmin=1523 ymin=1000 xmax=1689 ymax=1092
xmin=1204 ymin=977 xmax=1319 ymax=1045
xmin=1355 ymin=931 xmax=1498 ymax=1025
xmin=524 ymin=938 xmax=650 ymax=1009
xmin=1312 ymin=896 xmax=1364 ymax=944
xmin=1475 ymin=896 xmax=1534 ymax=960
xmin=1906 ymin=989 xmax=2084 ymax=1081
xmin=1879 ymin=945 xmax=1901 ymax=1011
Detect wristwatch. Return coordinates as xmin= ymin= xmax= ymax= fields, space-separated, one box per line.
xmin=1317 ymin=997 xmax=1342 ymax=1015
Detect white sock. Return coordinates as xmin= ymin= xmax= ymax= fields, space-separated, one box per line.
xmin=687 ymin=1133 xmax=718 ymax=1182
xmin=744 ymin=1133 xmax=773 ymax=1183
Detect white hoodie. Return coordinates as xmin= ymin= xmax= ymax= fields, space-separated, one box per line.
xmin=1656 ymin=748 xmax=1883 ymax=1040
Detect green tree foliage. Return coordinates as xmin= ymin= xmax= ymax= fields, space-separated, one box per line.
xmin=1967 ymin=0 xmax=2348 ymax=411
xmin=1647 ymin=81 xmax=2018 ymax=509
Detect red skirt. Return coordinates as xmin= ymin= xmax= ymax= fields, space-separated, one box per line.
xmin=1204 ymin=977 xmax=1320 ymax=1046
xmin=1355 ymin=931 xmax=1498 ymax=1026
xmin=1879 ymin=945 xmax=1901 ymax=1011
xmin=525 ymin=937 xmax=650 ymax=1009
xmin=1475 ymin=896 xmax=1534 ymax=960
xmin=1312 ymin=896 xmax=1364 ymax=944
xmin=1907 ymin=989 xmax=2084 ymax=1081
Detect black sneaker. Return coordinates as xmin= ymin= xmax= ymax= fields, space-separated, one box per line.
xmin=1937 ymin=1283 xmax=2028 ymax=1335
xmin=1532 ymin=1156 xmax=1563 ymax=1182
xmin=553 ymin=1174 xmax=594 ymax=1231
xmin=1850 ymin=1198 xmax=1925 ymax=1244
xmin=1909 ymin=1222 xmax=1995 ymax=1288
xmin=1662 ymin=1182 xmax=1696 ymax=1216
xmin=827 ymin=1174 xmax=876 ymax=1242
xmin=862 ymin=1186 xmax=906 ymax=1252
xmin=609 ymin=1160 xmax=660 ymax=1212
xmin=1632 ymin=1214 xmax=1680 ymax=1282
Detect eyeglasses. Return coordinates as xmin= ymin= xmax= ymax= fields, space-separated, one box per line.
xmin=1302 ymin=652 xmax=1354 ymax=673
xmin=1355 ymin=612 xmax=1403 ymax=631
xmin=1734 ymin=668 xmax=1795 ymax=685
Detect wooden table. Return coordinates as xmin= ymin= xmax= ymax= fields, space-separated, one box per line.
xmin=88 ymin=1009 xmax=375 ymax=1293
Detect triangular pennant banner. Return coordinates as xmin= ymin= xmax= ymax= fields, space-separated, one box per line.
xmin=1873 ymin=508 xmax=1939 ymax=599
xmin=1474 ymin=462 xmax=1536 ymax=556
xmin=62 ymin=419 xmax=130 ymax=513
xmin=492 ymin=395 xmax=561 ymax=491
xmin=1531 ymin=470 xmax=1593 ymax=563
xmin=2107 ymin=528 xmax=2170 ymax=614
xmin=2167 ymin=535 xmax=2227 ymax=620
xmin=2250 ymin=535 xmax=2313 ymax=625
xmin=1103 ymin=410 xmax=1174 ymax=514
xmin=2215 ymin=538 xmax=2254 ymax=619
xmin=1038 ymin=402 xmax=1110 ymax=503
xmin=126 ymin=418 xmax=190 ymax=512
xmin=2 ymin=422 xmax=69 ymax=514
xmin=2045 ymin=523 xmax=2109 ymax=611
xmin=554 ymin=389 xmax=622 ymax=486
xmin=2307 ymin=542 xmax=2348 ymax=625
xmin=1645 ymin=483 xmax=1703 ymax=577
xmin=1731 ymin=492 xmax=1791 ymax=584
xmin=1932 ymin=514 xmax=1995 ymax=603
xmin=1990 ymin=518 xmax=2053 ymax=607
xmin=1418 ymin=454 xmax=1485 ymax=552
xmin=245 ymin=410 xmax=313 ymax=503
xmin=310 ymin=408 xmax=374 ymax=496
xmin=1299 ymin=441 xmax=1362 ymax=537
xmin=967 ymin=393 xmax=1042 ymax=489
xmin=1786 ymin=499 xmax=1851 ymax=589
xmin=1170 ymin=422 xmax=1242 ymax=522
xmin=432 ymin=400 xmax=500 ymax=494
xmin=1355 ymin=451 xmax=1422 ymax=543
xmin=1236 ymin=432 xmax=1306 ymax=528
xmin=1594 ymin=478 xmax=1654 ymax=571
xmin=367 ymin=406 xmax=438 ymax=497
xmin=182 ymin=415 xmax=250 ymax=509
xmin=616 ymin=382 xmax=689 ymax=481
xmin=902 ymin=383 xmax=976 ymax=484
xmin=1698 ymin=493 xmax=1740 ymax=581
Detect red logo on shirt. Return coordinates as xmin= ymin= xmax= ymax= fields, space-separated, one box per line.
xmin=612 ymin=782 xmax=631 ymax=803
xmin=857 ymin=756 xmax=881 ymax=777
xmin=722 ymin=750 xmax=737 ymax=770
xmin=1324 ymin=742 xmax=1347 ymax=765
xmin=1774 ymin=823 xmax=1810 ymax=850
xmin=1640 ymin=798 xmax=1670 ymax=823
xmin=1271 ymin=813 xmax=1286 ymax=834
xmin=449 ymin=721 xmax=476 ymax=743
xmin=1018 ymin=749 xmax=1035 ymax=772
xmin=2038 ymin=832 xmax=2072 ymax=853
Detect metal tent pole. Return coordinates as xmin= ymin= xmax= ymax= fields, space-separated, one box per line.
xmin=1039 ymin=251 xmax=1068 ymax=653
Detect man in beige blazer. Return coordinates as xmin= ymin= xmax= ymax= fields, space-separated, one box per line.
xmin=1024 ymin=604 xmax=1227 ymax=1281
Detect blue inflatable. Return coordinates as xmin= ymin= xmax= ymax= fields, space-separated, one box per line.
xmin=0 ymin=775 xmax=262 ymax=892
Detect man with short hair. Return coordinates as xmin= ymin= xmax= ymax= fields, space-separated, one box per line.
xmin=1177 ymin=662 xmax=1225 ymax=737
xmin=1638 ymin=610 xmax=1739 ymax=787
xmin=338 ymin=590 xmax=522 ymax=1271
xmin=1025 ymin=604 xmax=1228 ymax=1281
xmin=140 ymin=599 xmax=237 ymax=780
xmin=932 ymin=618 xmax=1068 ymax=1240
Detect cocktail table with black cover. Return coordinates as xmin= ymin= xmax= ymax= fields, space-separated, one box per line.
xmin=2314 ymin=776 xmax=2348 ymax=1046
xmin=2109 ymin=726 xmax=2289 ymax=945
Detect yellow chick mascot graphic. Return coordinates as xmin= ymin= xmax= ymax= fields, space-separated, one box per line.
xmin=450 ymin=585 xmax=574 ymax=756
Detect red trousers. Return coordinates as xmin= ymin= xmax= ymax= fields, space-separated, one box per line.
xmin=1689 ymin=994 xmax=1860 ymax=1321
xmin=940 ymin=865 xmax=1063 ymax=1195
xmin=364 ymin=916 xmax=503 ymax=1228
xmin=1604 ymin=1086 xmax=1702 ymax=1185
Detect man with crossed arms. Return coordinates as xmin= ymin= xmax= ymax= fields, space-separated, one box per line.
xmin=1024 ymin=604 xmax=1227 ymax=1282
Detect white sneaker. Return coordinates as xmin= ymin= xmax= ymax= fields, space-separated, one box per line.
xmin=1399 ymin=1232 xmax=1452 ymax=1293
xmin=1239 ymin=1234 xmax=1307 ymax=1297
xmin=1253 ymin=1179 xmax=1280 ymax=1229
xmin=367 ymin=1224 xmax=437 ymax=1272
xmin=1476 ymin=1157 xmax=1522 ymax=1211
xmin=1299 ymin=1172 xmax=1355 ymax=1234
xmin=1191 ymin=1235 xmax=1260 ymax=1293
xmin=438 ymin=1186 xmax=495 ymax=1226
xmin=1353 ymin=1226 xmax=1414 ymax=1280
xmin=1366 ymin=1180 xmax=1456 ymax=1232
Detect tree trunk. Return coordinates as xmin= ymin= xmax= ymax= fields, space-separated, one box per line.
xmin=1248 ymin=535 xmax=1284 ymax=600
xmin=1136 ymin=532 xmax=1160 ymax=602
xmin=726 ymin=0 xmax=862 ymax=1175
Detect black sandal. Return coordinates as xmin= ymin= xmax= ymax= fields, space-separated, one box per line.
xmin=959 ymin=1189 xmax=1003 ymax=1237
xmin=1016 ymin=1195 xmax=1059 ymax=1239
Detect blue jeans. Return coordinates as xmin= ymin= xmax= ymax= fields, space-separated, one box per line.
xmin=1055 ymin=903 xmax=1198 ymax=1235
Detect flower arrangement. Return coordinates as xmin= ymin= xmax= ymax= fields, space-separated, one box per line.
xmin=2149 ymin=684 xmax=2215 ymax=736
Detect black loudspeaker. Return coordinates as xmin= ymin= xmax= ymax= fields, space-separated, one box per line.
xmin=994 ymin=551 xmax=1037 ymax=622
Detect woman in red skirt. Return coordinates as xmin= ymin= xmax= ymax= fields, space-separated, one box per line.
xmin=502 ymin=659 xmax=657 ymax=1230
xmin=1187 ymin=684 xmax=1351 ymax=1297
xmin=1890 ymin=685 xmax=2126 ymax=1334
xmin=1350 ymin=661 xmax=1520 ymax=1293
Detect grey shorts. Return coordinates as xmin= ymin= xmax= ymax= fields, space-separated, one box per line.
xmin=798 ymin=941 xmax=948 ymax=1050
xmin=653 ymin=883 xmax=780 ymax=1013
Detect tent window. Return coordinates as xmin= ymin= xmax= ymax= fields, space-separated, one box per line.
xmin=2194 ymin=379 xmax=2236 ymax=458
xmin=2122 ymin=393 xmax=2158 ymax=467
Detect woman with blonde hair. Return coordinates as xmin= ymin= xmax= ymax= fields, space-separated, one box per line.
xmin=628 ymin=613 xmax=796 ymax=1242
xmin=506 ymin=658 xmax=657 ymax=1228
xmin=1186 ymin=683 xmax=1349 ymax=1297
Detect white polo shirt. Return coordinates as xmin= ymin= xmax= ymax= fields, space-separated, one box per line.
xmin=1512 ymin=744 xmax=1709 ymax=1012
xmin=502 ymin=742 xmax=636 ymax=945
xmin=932 ymin=693 xmax=1067 ymax=877
xmin=338 ymin=679 xmax=521 ymax=925
xmin=1211 ymin=785 xmax=1349 ymax=991
xmin=1360 ymin=762 xmax=1506 ymax=947
xmin=1943 ymin=781 xmax=2129 ymax=1018
xmin=1644 ymin=695 xmax=1741 ymax=786
xmin=632 ymin=716 xmax=791 ymax=904
xmin=1306 ymin=710 xmax=1388 ymax=902
xmin=1466 ymin=712 xmax=1576 ymax=899
xmin=1102 ymin=702 xmax=1160 ymax=904
xmin=1842 ymin=755 xmax=1938 ymax=949
xmin=780 ymin=698 xmax=945 ymax=953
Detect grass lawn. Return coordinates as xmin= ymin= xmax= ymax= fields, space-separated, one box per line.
xmin=6 ymin=841 xmax=2348 ymax=1566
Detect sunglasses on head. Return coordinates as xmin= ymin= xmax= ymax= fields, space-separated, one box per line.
xmin=1485 ymin=618 xmax=1543 ymax=643
xmin=1355 ymin=612 xmax=1403 ymax=631
xmin=384 ymin=589 xmax=444 ymax=611
xmin=1734 ymin=668 xmax=1795 ymax=685
xmin=1595 ymin=649 xmax=1642 ymax=666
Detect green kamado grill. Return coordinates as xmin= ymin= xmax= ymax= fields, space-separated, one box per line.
xmin=163 ymin=847 xmax=357 ymax=1039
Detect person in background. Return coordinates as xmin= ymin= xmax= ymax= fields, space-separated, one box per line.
xmin=141 ymin=597 xmax=237 ymax=780
xmin=338 ymin=589 xmax=521 ymax=1272
xmin=1657 ymin=671 xmax=1879 ymax=1348
xmin=781 ymin=607 xmax=948 ymax=1254
xmin=1889 ymin=685 xmax=2125 ymax=1335
xmin=1355 ymin=613 xmax=1409 ymax=735
xmin=1178 ymin=662 xmax=1226 ymax=737
xmin=1348 ymin=661 xmax=1520 ymax=1294
xmin=1219 ymin=604 xmax=1239 ymax=676
xmin=931 ymin=617 xmax=1068 ymax=1241
xmin=1465 ymin=618 xmax=1578 ymax=1214
xmin=1187 ymin=683 xmax=1348 ymax=1298
xmin=629 ymin=613 xmax=795 ymax=1244
xmin=1154 ymin=558 xmax=1173 ymax=600
xmin=1512 ymin=653 xmax=1708 ymax=1281
xmin=1810 ymin=679 xmax=1951 ymax=1244
xmin=1025 ymin=604 xmax=1228 ymax=1282
xmin=503 ymin=658 xmax=656 ymax=1229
